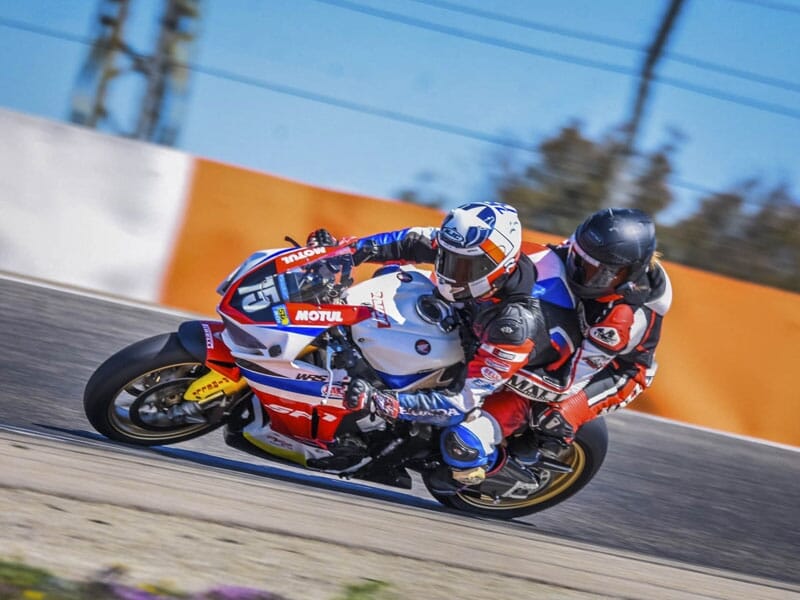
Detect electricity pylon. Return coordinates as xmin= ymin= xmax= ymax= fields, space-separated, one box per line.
xmin=69 ymin=0 xmax=202 ymax=145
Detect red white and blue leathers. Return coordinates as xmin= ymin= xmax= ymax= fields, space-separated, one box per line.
xmin=482 ymin=243 xmax=673 ymax=445
xmin=356 ymin=228 xmax=671 ymax=468
xmin=355 ymin=228 xmax=582 ymax=467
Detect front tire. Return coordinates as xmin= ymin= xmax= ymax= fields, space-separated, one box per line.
xmin=84 ymin=333 xmax=224 ymax=446
xmin=424 ymin=418 xmax=608 ymax=519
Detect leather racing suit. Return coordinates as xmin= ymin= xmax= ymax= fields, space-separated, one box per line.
xmin=496 ymin=243 xmax=674 ymax=445
xmin=354 ymin=228 xmax=583 ymax=471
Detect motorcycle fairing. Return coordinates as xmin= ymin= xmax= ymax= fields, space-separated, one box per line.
xmin=255 ymin=390 xmax=347 ymax=443
xmin=237 ymin=363 xmax=348 ymax=407
xmin=242 ymin=394 xmax=335 ymax=466
xmin=376 ymin=369 xmax=457 ymax=391
xmin=177 ymin=320 xmax=240 ymax=380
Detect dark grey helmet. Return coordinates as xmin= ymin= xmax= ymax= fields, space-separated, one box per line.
xmin=566 ymin=208 xmax=656 ymax=299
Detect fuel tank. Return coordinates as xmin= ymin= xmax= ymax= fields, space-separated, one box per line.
xmin=345 ymin=267 xmax=464 ymax=376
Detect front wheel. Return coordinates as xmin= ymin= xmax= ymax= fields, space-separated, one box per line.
xmin=84 ymin=332 xmax=230 ymax=446
xmin=423 ymin=418 xmax=608 ymax=519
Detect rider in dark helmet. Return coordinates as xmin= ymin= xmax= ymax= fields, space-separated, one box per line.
xmin=567 ymin=208 xmax=657 ymax=301
xmin=513 ymin=208 xmax=672 ymax=446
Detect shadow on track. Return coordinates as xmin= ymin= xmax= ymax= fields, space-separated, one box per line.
xmin=39 ymin=424 xmax=444 ymax=512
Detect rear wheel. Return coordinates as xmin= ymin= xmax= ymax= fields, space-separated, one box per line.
xmin=84 ymin=333 xmax=230 ymax=446
xmin=423 ymin=418 xmax=608 ymax=519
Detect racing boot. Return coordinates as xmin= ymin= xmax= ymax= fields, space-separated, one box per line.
xmin=426 ymin=464 xmax=488 ymax=495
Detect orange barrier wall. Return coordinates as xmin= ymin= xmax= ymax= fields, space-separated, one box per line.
xmin=161 ymin=159 xmax=800 ymax=446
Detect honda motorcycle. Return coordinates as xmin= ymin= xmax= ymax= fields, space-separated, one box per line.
xmin=84 ymin=242 xmax=607 ymax=519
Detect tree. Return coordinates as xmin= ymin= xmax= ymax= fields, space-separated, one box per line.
xmin=653 ymin=179 xmax=799 ymax=291
xmin=497 ymin=123 xmax=618 ymax=235
xmin=395 ymin=122 xmax=799 ymax=293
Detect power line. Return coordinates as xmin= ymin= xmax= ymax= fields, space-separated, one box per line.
xmin=408 ymin=0 xmax=642 ymax=52
xmin=4 ymin=7 xmax=800 ymax=122
xmin=409 ymin=0 xmax=800 ymax=93
xmin=189 ymin=63 xmax=537 ymax=151
xmin=658 ymin=74 xmax=800 ymax=119
xmin=0 ymin=15 xmax=788 ymax=201
xmin=0 ymin=16 xmax=86 ymax=45
xmin=665 ymin=51 xmax=800 ymax=93
xmin=724 ymin=0 xmax=800 ymax=15
xmin=307 ymin=0 xmax=800 ymax=118
xmin=0 ymin=16 xmax=537 ymax=150
xmin=309 ymin=0 xmax=635 ymax=77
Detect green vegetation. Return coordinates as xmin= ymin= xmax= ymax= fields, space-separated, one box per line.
xmin=0 ymin=559 xmax=394 ymax=600
xmin=334 ymin=579 xmax=393 ymax=600
xmin=397 ymin=122 xmax=800 ymax=292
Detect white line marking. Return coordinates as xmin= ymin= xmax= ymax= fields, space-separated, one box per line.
xmin=0 ymin=271 xmax=206 ymax=318
xmin=621 ymin=410 xmax=799 ymax=452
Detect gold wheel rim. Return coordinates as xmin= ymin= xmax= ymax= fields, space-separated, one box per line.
xmin=108 ymin=362 xmax=210 ymax=440
xmin=457 ymin=442 xmax=587 ymax=511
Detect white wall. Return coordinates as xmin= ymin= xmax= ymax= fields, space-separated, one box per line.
xmin=0 ymin=108 xmax=192 ymax=302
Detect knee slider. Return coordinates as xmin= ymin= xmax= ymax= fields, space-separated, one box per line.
xmin=440 ymin=420 xmax=498 ymax=469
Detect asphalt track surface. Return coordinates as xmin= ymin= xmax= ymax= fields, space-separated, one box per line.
xmin=1 ymin=275 xmax=799 ymax=594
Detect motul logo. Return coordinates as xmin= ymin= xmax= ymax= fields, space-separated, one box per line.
xmin=295 ymin=309 xmax=343 ymax=323
xmin=281 ymin=247 xmax=327 ymax=264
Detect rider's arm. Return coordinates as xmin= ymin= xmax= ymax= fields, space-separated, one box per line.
xmin=355 ymin=227 xmax=438 ymax=264
xmin=395 ymin=303 xmax=541 ymax=426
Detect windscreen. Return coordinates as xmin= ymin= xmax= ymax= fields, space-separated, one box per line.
xmin=230 ymin=249 xmax=354 ymax=318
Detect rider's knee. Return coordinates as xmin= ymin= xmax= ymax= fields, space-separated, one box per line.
xmin=440 ymin=414 xmax=501 ymax=468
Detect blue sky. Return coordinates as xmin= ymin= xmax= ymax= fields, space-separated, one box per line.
xmin=1 ymin=0 xmax=799 ymax=221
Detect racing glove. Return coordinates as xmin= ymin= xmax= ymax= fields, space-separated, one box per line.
xmin=306 ymin=228 xmax=337 ymax=247
xmin=351 ymin=239 xmax=380 ymax=265
xmin=344 ymin=378 xmax=400 ymax=420
xmin=534 ymin=390 xmax=594 ymax=443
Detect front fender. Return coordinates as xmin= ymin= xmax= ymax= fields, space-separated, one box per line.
xmin=178 ymin=320 xmax=239 ymax=380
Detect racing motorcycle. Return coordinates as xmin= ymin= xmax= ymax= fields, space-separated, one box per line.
xmin=84 ymin=241 xmax=607 ymax=519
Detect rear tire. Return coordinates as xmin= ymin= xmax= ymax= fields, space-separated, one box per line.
xmin=424 ymin=418 xmax=608 ymax=519
xmin=83 ymin=333 xmax=224 ymax=446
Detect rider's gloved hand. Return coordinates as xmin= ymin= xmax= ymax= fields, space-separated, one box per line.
xmin=534 ymin=391 xmax=594 ymax=444
xmin=306 ymin=229 xmax=337 ymax=247
xmin=351 ymin=239 xmax=379 ymax=265
xmin=344 ymin=378 xmax=400 ymax=420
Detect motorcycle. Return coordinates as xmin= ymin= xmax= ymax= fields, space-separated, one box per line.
xmin=84 ymin=241 xmax=607 ymax=519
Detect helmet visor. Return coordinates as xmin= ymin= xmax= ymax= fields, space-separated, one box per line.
xmin=567 ymin=243 xmax=630 ymax=291
xmin=435 ymin=248 xmax=497 ymax=285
